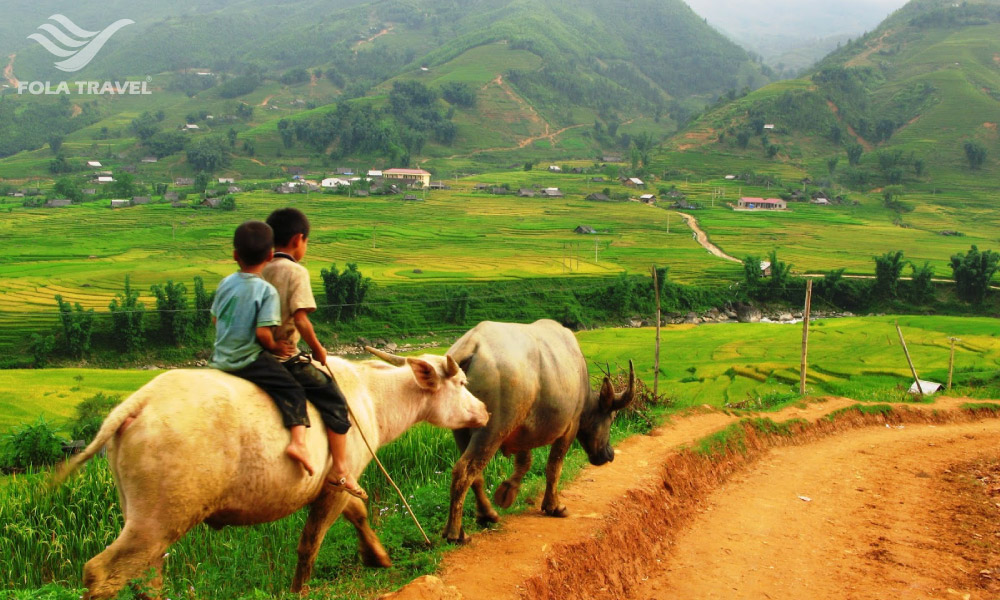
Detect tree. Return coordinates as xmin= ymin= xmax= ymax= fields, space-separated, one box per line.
xmin=827 ymin=157 xmax=839 ymax=175
xmin=130 ymin=112 xmax=160 ymax=141
xmin=48 ymin=134 xmax=64 ymax=155
xmin=186 ymin=138 xmax=230 ymax=172
xmin=873 ymin=250 xmax=905 ymax=299
xmin=320 ymin=263 xmax=372 ymax=323
xmin=150 ymin=280 xmax=193 ymax=345
xmin=736 ymin=131 xmax=751 ymax=149
xmin=194 ymin=171 xmax=210 ymax=192
xmin=109 ymin=275 xmax=145 ymax=353
xmin=964 ymin=141 xmax=987 ymax=170
xmin=109 ymin=172 xmax=136 ymax=199
xmin=227 ymin=128 xmax=238 ymax=148
xmin=828 ymin=124 xmax=843 ymax=145
xmin=146 ymin=130 xmax=187 ymax=158
xmin=950 ymin=245 xmax=999 ymax=304
xmin=54 ymin=178 xmax=82 ymax=203
xmin=28 ymin=334 xmax=55 ymax=368
xmin=846 ymin=143 xmax=863 ymax=166
xmin=192 ymin=276 xmax=215 ymax=329
xmin=907 ymin=262 xmax=935 ymax=304
xmin=55 ymin=295 xmax=94 ymax=358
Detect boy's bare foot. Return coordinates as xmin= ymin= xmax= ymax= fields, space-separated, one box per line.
xmin=286 ymin=442 xmax=315 ymax=476
xmin=326 ymin=474 xmax=367 ymax=501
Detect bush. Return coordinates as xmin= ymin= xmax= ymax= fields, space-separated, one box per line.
xmin=150 ymin=280 xmax=194 ymax=345
xmin=109 ymin=275 xmax=146 ymax=353
xmin=320 ymin=263 xmax=372 ymax=323
xmin=28 ymin=333 xmax=55 ymax=368
xmin=951 ymin=245 xmax=1000 ymax=304
xmin=70 ymin=392 xmax=121 ymax=441
xmin=0 ymin=418 xmax=65 ymax=470
xmin=55 ymin=295 xmax=94 ymax=358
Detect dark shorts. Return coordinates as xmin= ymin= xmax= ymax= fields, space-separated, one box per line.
xmin=284 ymin=355 xmax=352 ymax=435
xmin=228 ymin=352 xmax=310 ymax=428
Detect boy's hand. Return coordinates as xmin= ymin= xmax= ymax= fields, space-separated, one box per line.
xmin=275 ymin=339 xmax=298 ymax=359
xmin=313 ymin=346 xmax=328 ymax=367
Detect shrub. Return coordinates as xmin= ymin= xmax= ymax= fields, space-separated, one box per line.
xmin=150 ymin=280 xmax=193 ymax=345
xmin=28 ymin=333 xmax=55 ymax=368
xmin=55 ymin=295 xmax=94 ymax=358
xmin=873 ymin=250 xmax=905 ymax=299
xmin=951 ymin=245 xmax=1000 ymax=304
xmin=193 ymin=276 xmax=215 ymax=329
xmin=109 ymin=275 xmax=146 ymax=353
xmin=0 ymin=418 xmax=65 ymax=470
xmin=70 ymin=392 xmax=121 ymax=441
xmin=320 ymin=263 xmax=372 ymax=323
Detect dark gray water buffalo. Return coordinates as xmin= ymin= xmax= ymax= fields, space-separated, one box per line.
xmin=444 ymin=319 xmax=635 ymax=543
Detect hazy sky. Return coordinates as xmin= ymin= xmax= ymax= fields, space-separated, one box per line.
xmin=684 ymin=0 xmax=909 ymax=39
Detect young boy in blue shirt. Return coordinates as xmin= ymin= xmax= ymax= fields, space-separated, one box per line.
xmin=210 ymin=220 xmax=315 ymax=476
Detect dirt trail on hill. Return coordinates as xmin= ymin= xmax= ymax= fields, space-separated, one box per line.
xmin=383 ymin=397 xmax=1000 ymax=600
xmin=677 ymin=212 xmax=741 ymax=262
xmin=827 ymin=100 xmax=874 ymax=151
xmin=4 ymin=54 xmax=17 ymax=88
xmin=447 ymin=76 xmax=586 ymax=159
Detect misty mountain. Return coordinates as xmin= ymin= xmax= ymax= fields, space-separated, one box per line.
xmin=684 ymin=0 xmax=908 ymax=72
xmin=670 ymin=0 xmax=1000 ymax=180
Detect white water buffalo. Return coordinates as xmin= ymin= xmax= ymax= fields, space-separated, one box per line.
xmin=52 ymin=352 xmax=488 ymax=599
xmin=443 ymin=319 xmax=635 ymax=543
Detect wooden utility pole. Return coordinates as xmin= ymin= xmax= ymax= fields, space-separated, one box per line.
xmin=947 ymin=337 xmax=959 ymax=391
xmin=896 ymin=322 xmax=924 ymax=396
xmin=799 ymin=279 xmax=813 ymax=394
xmin=651 ymin=266 xmax=661 ymax=397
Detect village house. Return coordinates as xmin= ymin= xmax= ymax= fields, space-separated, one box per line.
xmin=227 ymin=186 xmax=242 ymax=194
xmin=640 ymin=194 xmax=657 ymax=204
xmin=322 ymin=177 xmax=350 ymax=189
xmin=383 ymin=168 xmax=431 ymax=188
xmin=182 ymin=123 xmax=200 ymax=131
xmin=82 ymin=188 xmax=97 ymax=196
xmin=518 ymin=188 xmax=536 ymax=198
xmin=164 ymin=192 xmax=179 ymax=202
xmin=590 ymin=176 xmax=605 ymax=183
xmin=110 ymin=199 xmax=131 ymax=209
xmin=763 ymin=123 xmax=775 ymax=130
xmin=218 ymin=177 xmax=235 ymax=184
xmin=547 ymin=165 xmax=562 ymax=173
xmin=367 ymin=170 xmax=383 ymax=178
xmin=403 ymin=194 xmax=420 ymax=201
xmin=141 ymin=156 xmax=158 ymax=164
xmin=491 ymin=187 xmax=512 ymax=195
xmin=335 ymin=167 xmax=354 ymax=176
xmin=736 ymin=197 xmax=787 ymax=210
xmin=473 ymin=183 xmax=489 ymax=191
xmin=574 ymin=225 xmax=597 ymax=234
xmin=540 ymin=188 xmax=564 ymax=198
xmin=428 ymin=181 xmax=449 ymax=190
xmin=46 ymin=198 xmax=72 ymax=208
xmin=623 ymin=177 xmax=645 ymax=188
xmin=174 ymin=178 xmax=195 ymax=186
xmin=131 ymin=196 xmax=151 ymax=205
xmin=96 ymin=176 xmax=114 ymax=184
xmin=202 ymin=198 xmax=221 ymax=209
xmin=285 ymin=166 xmax=306 ymax=177
xmin=86 ymin=161 xmax=102 ymax=168
xmin=586 ymin=193 xmax=611 ymax=202
xmin=275 ymin=183 xmax=298 ymax=194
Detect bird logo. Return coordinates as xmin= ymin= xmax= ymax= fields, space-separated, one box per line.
xmin=27 ymin=14 xmax=134 ymax=73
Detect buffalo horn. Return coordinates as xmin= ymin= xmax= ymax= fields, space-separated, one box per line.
xmin=445 ymin=355 xmax=461 ymax=378
xmin=612 ymin=360 xmax=636 ymax=410
xmin=365 ymin=346 xmax=407 ymax=366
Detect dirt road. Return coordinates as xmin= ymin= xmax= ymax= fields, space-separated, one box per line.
xmin=4 ymin=54 xmax=18 ymax=88
xmin=384 ymin=398 xmax=1000 ymax=600
xmin=637 ymin=420 xmax=1000 ymax=600
xmin=677 ymin=211 xmax=741 ymax=262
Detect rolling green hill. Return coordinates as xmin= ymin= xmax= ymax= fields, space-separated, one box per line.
xmin=0 ymin=0 xmax=770 ymax=171
xmin=660 ymin=0 xmax=1000 ymax=187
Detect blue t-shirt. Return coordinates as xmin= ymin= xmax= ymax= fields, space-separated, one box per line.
xmin=210 ymin=272 xmax=281 ymax=371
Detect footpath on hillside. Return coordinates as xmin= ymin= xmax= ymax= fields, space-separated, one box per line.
xmin=381 ymin=396 xmax=1000 ymax=600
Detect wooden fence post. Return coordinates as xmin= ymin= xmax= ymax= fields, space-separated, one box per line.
xmin=651 ymin=266 xmax=661 ymax=398
xmin=799 ymin=279 xmax=813 ymax=395
xmin=896 ymin=322 xmax=924 ymax=396
xmin=947 ymin=337 xmax=958 ymax=391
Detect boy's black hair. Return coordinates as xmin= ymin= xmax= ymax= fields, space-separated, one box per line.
xmin=266 ymin=207 xmax=310 ymax=247
xmin=233 ymin=221 xmax=273 ymax=266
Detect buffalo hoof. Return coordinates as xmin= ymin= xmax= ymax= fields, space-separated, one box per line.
xmin=360 ymin=545 xmax=392 ymax=568
xmin=493 ymin=481 xmax=520 ymax=509
xmin=444 ymin=527 xmax=470 ymax=545
xmin=542 ymin=504 xmax=568 ymax=518
xmin=476 ymin=510 xmax=500 ymax=526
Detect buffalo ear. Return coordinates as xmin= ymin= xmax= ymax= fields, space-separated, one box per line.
xmin=599 ymin=376 xmax=615 ymax=412
xmin=407 ymin=357 xmax=441 ymax=390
